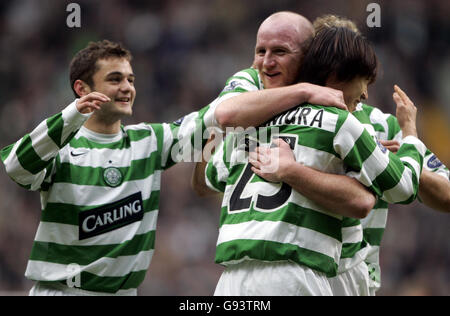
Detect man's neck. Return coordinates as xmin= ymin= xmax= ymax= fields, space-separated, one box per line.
xmin=83 ymin=116 xmax=121 ymax=134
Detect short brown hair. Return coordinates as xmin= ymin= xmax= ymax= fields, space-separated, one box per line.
xmin=298 ymin=27 xmax=377 ymax=86
xmin=313 ymin=14 xmax=360 ymax=35
xmin=69 ymin=40 xmax=132 ymax=97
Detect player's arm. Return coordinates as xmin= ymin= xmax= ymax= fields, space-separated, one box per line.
xmin=191 ymin=133 xmax=221 ymax=196
xmin=418 ymin=169 xmax=450 ymax=212
xmin=215 ymin=82 xmax=347 ymax=129
xmin=250 ymin=138 xmax=376 ymax=218
xmin=393 ymin=85 xmax=450 ymax=212
xmin=379 ymin=142 xmax=450 ymax=213
xmin=0 ymin=93 xmax=109 ymax=190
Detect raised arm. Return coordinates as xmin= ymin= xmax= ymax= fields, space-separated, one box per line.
xmin=0 ymin=93 xmax=109 ymax=190
xmin=215 ymin=82 xmax=347 ymax=129
xmin=394 ymin=85 xmax=450 ymax=212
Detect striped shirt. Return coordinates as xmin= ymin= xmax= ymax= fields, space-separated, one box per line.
xmin=211 ymin=68 xmax=447 ymax=283
xmin=205 ymin=102 xmax=426 ymax=277
xmin=0 ymin=99 xmax=216 ymax=294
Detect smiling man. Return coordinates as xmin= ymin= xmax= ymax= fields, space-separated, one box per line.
xmin=0 ymin=40 xmax=218 ymax=295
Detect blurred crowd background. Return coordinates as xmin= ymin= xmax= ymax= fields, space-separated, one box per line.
xmin=0 ymin=0 xmax=448 ymax=296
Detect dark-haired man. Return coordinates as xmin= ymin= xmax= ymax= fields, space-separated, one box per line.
xmin=204 ymin=27 xmax=426 ymax=296
xmin=0 ymin=40 xmax=218 ymax=295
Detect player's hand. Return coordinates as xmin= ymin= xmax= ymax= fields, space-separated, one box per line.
xmin=393 ymin=85 xmax=417 ymax=137
xmin=249 ymin=138 xmax=295 ymax=182
xmin=379 ymin=140 xmax=400 ymax=153
xmin=301 ymin=83 xmax=347 ymax=111
xmin=76 ymin=92 xmax=111 ymax=114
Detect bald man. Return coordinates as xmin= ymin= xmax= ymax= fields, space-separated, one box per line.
xmin=194 ymin=12 xmax=375 ymax=224
xmin=192 ymin=12 xmax=384 ymax=296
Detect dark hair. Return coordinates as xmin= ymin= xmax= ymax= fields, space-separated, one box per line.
xmin=298 ymin=27 xmax=377 ymax=86
xmin=69 ymin=40 xmax=132 ymax=97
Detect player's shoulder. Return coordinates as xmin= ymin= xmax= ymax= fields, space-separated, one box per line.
xmin=360 ymin=103 xmax=395 ymax=121
xmin=122 ymin=123 xmax=157 ymax=140
xmin=226 ymin=67 xmax=261 ymax=88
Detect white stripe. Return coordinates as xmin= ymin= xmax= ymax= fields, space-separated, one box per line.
xmin=351 ymin=144 xmax=390 ymax=185
xmin=30 ymin=119 xmax=60 ymax=161
xmin=47 ymin=171 xmax=161 ymax=206
xmin=61 ymin=100 xmax=91 ymax=144
xmin=295 ymin=145 xmax=346 ymax=175
xmin=60 ymin=136 xmax=158 ymax=168
xmin=217 ymin=220 xmax=341 ymax=263
xmin=161 ymin=123 xmax=174 ymax=167
xmin=34 ymin=210 xmax=158 ymax=246
xmin=334 ymin=114 xmax=365 ymax=159
xmin=361 ymin=208 xmax=388 ymax=229
xmin=369 ymin=106 xmax=390 ymax=141
xmin=338 ymin=246 xmax=369 ymax=273
xmin=4 ymin=140 xmax=47 ymax=190
xmin=342 ymin=225 xmax=363 ymax=244
xmin=400 ymin=156 xmax=421 ymax=180
xmin=362 ymin=123 xmax=376 ymax=137
xmin=25 ymin=250 xmax=153 ymax=280
xmin=381 ymin=167 xmax=414 ymax=203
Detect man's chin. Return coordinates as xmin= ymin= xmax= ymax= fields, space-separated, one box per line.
xmin=262 ymin=78 xmax=284 ymax=89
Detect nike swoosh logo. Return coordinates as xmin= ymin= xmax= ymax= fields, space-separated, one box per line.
xmin=70 ymin=151 xmax=88 ymax=157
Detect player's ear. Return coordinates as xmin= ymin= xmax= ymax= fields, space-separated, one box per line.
xmin=73 ymin=79 xmax=92 ymax=98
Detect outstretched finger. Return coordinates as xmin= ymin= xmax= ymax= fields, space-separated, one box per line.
xmin=394 ymin=85 xmax=412 ymax=105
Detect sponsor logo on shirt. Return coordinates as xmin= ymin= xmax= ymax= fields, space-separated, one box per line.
xmin=376 ymin=139 xmax=387 ymax=154
xmin=79 ymin=192 xmax=144 ymax=240
xmin=222 ymin=80 xmax=242 ymax=92
xmin=427 ymin=155 xmax=443 ymax=169
xmin=173 ymin=116 xmax=185 ymax=126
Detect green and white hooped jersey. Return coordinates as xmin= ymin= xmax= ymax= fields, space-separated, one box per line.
xmin=0 ymin=99 xmax=216 ymax=294
xmin=346 ymin=103 xmax=450 ymax=290
xmin=206 ymin=102 xmax=426 ymax=278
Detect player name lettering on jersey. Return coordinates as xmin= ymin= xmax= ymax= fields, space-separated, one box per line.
xmin=263 ymin=106 xmax=338 ymax=133
xmin=79 ymin=192 xmax=144 ymax=240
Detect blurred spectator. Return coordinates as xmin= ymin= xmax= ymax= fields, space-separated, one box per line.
xmin=0 ymin=0 xmax=448 ymax=295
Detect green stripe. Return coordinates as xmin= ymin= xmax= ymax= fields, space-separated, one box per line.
xmin=344 ymin=129 xmax=376 ymax=173
xmin=352 ymin=110 xmax=373 ymax=125
xmin=386 ymin=115 xmax=401 ymax=140
xmin=342 ymin=217 xmax=360 ymax=227
xmin=372 ymin=151 xmax=405 ymax=194
xmin=80 ymin=270 xmax=147 ymax=293
xmin=341 ymin=240 xmax=367 ymax=259
xmin=16 ymin=135 xmax=50 ymax=175
xmin=30 ymin=231 xmax=155 ymax=265
xmin=282 ymin=125 xmax=338 ymax=157
xmin=41 ymin=270 xmax=147 ymax=293
xmin=41 ymin=191 xmax=160 ymax=225
xmin=219 ymin=203 xmax=342 ymax=241
xmin=46 ymin=113 xmax=64 ymax=147
xmin=216 ymin=239 xmax=338 ymax=277
xmin=0 ymin=143 xmax=15 ymax=162
xmin=363 ymin=228 xmax=384 ymax=246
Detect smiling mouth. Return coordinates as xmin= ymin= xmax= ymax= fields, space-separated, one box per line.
xmin=265 ymin=72 xmax=280 ymax=78
xmin=115 ymin=97 xmax=131 ymax=103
